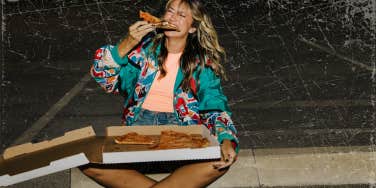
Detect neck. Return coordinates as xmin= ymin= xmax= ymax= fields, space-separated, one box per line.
xmin=165 ymin=36 xmax=187 ymax=53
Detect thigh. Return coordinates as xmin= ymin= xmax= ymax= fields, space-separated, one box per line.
xmin=173 ymin=161 xmax=228 ymax=181
xmin=80 ymin=163 xmax=157 ymax=188
xmin=153 ymin=160 xmax=228 ymax=188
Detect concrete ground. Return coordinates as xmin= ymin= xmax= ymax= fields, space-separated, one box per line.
xmin=70 ymin=147 xmax=376 ymax=188
xmin=4 ymin=147 xmax=376 ymax=188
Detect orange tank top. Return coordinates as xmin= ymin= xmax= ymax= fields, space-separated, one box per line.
xmin=141 ymin=52 xmax=182 ymax=112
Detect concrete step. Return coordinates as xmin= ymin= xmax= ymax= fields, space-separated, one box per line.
xmin=71 ymin=146 xmax=376 ymax=187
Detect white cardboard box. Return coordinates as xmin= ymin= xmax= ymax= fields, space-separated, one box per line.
xmin=103 ymin=125 xmax=221 ymax=163
xmin=0 ymin=126 xmax=97 ymax=186
xmin=0 ymin=125 xmax=220 ymax=186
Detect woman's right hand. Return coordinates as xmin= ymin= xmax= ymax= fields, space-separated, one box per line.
xmin=118 ymin=21 xmax=155 ymax=57
xmin=127 ymin=21 xmax=155 ymax=44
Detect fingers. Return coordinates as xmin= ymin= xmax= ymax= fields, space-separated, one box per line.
xmin=129 ymin=21 xmax=149 ymax=31
xmin=131 ymin=26 xmax=154 ymax=38
xmin=131 ymin=23 xmax=155 ymax=33
xmin=212 ymin=141 xmax=237 ymax=170
xmin=212 ymin=159 xmax=232 ymax=170
xmin=128 ymin=22 xmax=155 ymax=42
xmin=224 ymin=153 xmax=236 ymax=163
xmin=213 ymin=153 xmax=235 ymax=170
xmin=132 ymin=31 xmax=154 ymax=41
xmin=135 ymin=24 xmax=155 ymax=35
xmin=220 ymin=141 xmax=236 ymax=161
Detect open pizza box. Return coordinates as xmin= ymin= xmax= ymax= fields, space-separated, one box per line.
xmin=103 ymin=125 xmax=221 ymax=163
xmin=0 ymin=125 xmax=220 ymax=186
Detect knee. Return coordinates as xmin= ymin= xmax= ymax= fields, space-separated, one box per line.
xmin=80 ymin=167 xmax=104 ymax=179
xmin=207 ymin=165 xmax=229 ymax=179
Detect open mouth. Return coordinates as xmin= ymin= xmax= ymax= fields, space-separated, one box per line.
xmin=153 ymin=21 xmax=179 ymax=31
xmin=139 ymin=10 xmax=179 ymax=31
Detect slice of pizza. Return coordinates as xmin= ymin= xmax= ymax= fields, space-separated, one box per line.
xmin=159 ymin=130 xmax=192 ymax=149
xmin=114 ymin=132 xmax=156 ymax=145
xmin=151 ymin=130 xmax=210 ymax=149
xmin=191 ymin=135 xmax=210 ymax=148
xmin=139 ymin=10 xmax=178 ymax=31
xmin=140 ymin=10 xmax=161 ymax=24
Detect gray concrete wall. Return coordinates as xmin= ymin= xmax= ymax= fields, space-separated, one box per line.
xmin=2 ymin=0 xmax=375 ymax=152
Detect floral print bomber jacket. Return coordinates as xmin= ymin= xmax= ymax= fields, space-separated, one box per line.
xmin=91 ymin=35 xmax=239 ymax=152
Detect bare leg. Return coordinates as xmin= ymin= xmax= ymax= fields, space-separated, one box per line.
xmin=151 ymin=161 xmax=228 ymax=188
xmin=80 ymin=165 xmax=157 ymax=188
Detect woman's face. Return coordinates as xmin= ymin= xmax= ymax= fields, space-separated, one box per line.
xmin=163 ymin=0 xmax=196 ymax=39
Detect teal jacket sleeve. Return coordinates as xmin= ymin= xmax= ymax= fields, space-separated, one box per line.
xmin=90 ymin=44 xmax=129 ymax=94
xmin=91 ymin=33 xmax=156 ymax=95
xmin=198 ymin=66 xmax=239 ymax=153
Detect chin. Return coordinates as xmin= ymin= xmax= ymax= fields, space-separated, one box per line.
xmin=164 ymin=30 xmax=185 ymax=38
xmin=164 ymin=30 xmax=177 ymax=36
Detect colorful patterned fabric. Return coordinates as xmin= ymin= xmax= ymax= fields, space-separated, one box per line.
xmin=91 ymin=35 xmax=239 ymax=152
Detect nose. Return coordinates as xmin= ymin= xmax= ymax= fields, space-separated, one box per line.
xmin=166 ymin=12 xmax=178 ymax=23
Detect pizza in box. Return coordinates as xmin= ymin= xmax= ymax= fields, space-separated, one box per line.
xmin=114 ymin=130 xmax=209 ymax=149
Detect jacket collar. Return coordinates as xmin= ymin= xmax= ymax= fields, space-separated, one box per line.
xmin=127 ymin=37 xmax=205 ymax=92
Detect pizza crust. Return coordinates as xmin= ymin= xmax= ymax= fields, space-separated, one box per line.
xmin=152 ymin=130 xmax=210 ymax=149
xmin=114 ymin=132 xmax=156 ymax=145
xmin=114 ymin=130 xmax=210 ymax=150
xmin=139 ymin=10 xmax=161 ymax=23
xmin=139 ymin=10 xmax=178 ymax=31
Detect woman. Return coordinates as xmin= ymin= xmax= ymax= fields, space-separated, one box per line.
xmin=84 ymin=0 xmax=239 ymax=187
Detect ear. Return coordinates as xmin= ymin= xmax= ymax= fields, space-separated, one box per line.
xmin=188 ymin=27 xmax=197 ymax=34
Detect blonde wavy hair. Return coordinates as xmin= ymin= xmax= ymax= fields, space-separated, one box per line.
xmin=152 ymin=0 xmax=226 ymax=92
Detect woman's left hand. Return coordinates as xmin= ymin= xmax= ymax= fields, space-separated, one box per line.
xmin=212 ymin=140 xmax=237 ymax=170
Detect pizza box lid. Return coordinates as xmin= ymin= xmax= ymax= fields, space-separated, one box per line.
xmin=0 ymin=126 xmax=102 ymax=186
xmin=102 ymin=125 xmax=221 ymax=163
